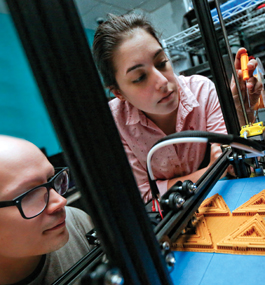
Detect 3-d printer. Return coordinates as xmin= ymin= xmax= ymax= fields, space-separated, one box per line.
xmin=5 ymin=0 xmax=265 ymax=284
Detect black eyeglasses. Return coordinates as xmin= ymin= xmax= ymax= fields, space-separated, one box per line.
xmin=0 ymin=167 xmax=69 ymax=219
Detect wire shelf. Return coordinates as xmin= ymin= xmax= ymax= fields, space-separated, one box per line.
xmin=164 ymin=0 xmax=265 ymax=53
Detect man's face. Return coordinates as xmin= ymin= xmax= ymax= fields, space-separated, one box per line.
xmin=0 ymin=139 xmax=69 ymax=259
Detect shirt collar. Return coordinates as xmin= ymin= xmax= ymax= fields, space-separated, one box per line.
xmin=176 ymin=75 xmax=200 ymax=111
xmin=124 ymin=101 xmax=142 ymax=125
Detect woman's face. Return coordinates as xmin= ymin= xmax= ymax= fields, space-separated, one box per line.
xmin=112 ymin=28 xmax=179 ymax=121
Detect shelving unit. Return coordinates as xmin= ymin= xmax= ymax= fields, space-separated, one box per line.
xmin=163 ymin=0 xmax=265 ymax=55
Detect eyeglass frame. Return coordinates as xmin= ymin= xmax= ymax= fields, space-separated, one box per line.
xmin=0 ymin=167 xmax=69 ymax=219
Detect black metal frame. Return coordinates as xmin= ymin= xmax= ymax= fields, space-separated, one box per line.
xmin=192 ymin=0 xmax=255 ymax=178
xmin=5 ymin=1 xmax=172 ymax=284
xmin=192 ymin=0 xmax=241 ymax=134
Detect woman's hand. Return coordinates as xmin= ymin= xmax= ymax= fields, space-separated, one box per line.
xmin=209 ymin=143 xmax=222 ymax=166
xmin=230 ymin=47 xmax=263 ymax=126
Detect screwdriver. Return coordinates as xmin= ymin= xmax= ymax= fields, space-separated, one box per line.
xmin=240 ymin=52 xmax=251 ymax=109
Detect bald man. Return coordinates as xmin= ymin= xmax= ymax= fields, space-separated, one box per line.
xmin=0 ymin=135 xmax=93 ymax=284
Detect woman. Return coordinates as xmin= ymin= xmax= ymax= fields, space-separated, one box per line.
xmin=93 ymin=13 xmax=261 ymax=203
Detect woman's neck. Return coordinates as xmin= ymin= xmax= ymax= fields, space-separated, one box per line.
xmin=145 ymin=110 xmax=177 ymax=135
xmin=0 ymin=255 xmax=42 ymax=284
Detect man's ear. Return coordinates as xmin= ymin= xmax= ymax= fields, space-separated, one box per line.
xmin=110 ymin=88 xmax=125 ymax=101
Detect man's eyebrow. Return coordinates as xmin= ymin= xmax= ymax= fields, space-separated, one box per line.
xmin=126 ymin=48 xmax=164 ymax=74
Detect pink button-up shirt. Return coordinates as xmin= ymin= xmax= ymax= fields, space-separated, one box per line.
xmin=109 ymin=75 xmax=227 ymax=202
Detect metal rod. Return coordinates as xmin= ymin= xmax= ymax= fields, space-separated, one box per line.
xmin=5 ymin=1 xmax=173 ymax=284
xmin=214 ymin=0 xmax=249 ymax=125
xmin=192 ymin=0 xmax=241 ymax=135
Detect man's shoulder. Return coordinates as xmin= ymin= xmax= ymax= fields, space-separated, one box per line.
xmin=65 ymin=206 xmax=93 ymax=234
xmin=28 ymin=207 xmax=93 ymax=285
xmin=66 ymin=206 xmax=89 ymax=220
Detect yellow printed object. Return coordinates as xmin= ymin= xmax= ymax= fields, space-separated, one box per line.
xmin=240 ymin=122 xmax=265 ymax=138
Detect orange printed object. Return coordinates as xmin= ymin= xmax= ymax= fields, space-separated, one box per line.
xmin=172 ymin=190 xmax=265 ymax=255
xmin=240 ymin=52 xmax=249 ymax=81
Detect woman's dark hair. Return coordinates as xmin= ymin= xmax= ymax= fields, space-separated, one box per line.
xmin=92 ymin=13 xmax=161 ymax=90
